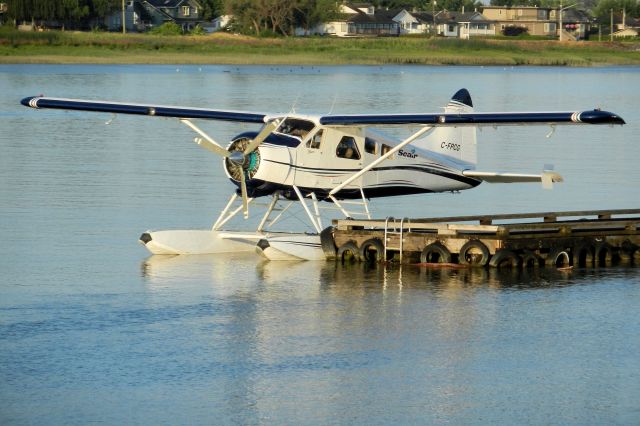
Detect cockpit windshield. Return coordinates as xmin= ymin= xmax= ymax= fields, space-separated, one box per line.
xmin=277 ymin=118 xmax=316 ymax=140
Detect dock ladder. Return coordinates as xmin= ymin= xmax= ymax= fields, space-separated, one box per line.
xmin=384 ymin=217 xmax=410 ymax=262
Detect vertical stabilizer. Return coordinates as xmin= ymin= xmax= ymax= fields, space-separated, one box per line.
xmin=413 ymin=88 xmax=477 ymax=167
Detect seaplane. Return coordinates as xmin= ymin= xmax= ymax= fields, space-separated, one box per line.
xmin=21 ymin=89 xmax=625 ymax=260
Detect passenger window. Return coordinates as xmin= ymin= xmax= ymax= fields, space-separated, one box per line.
xmin=306 ymin=130 xmax=323 ymax=149
xmin=336 ymin=136 xmax=361 ymax=160
xmin=381 ymin=144 xmax=393 ymax=157
xmin=365 ymin=137 xmax=377 ymax=155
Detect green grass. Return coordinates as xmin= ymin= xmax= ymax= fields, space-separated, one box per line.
xmin=1 ymin=28 xmax=639 ymax=66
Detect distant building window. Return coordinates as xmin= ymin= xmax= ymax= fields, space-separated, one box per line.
xmin=517 ymin=9 xmax=523 ymax=16
xmin=182 ymin=6 xmax=190 ymax=16
xmin=448 ymin=24 xmax=455 ymax=32
xmin=544 ymin=23 xmax=556 ymax=33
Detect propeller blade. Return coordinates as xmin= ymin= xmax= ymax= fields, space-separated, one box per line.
xmin=243 ymin=119 xmax=280 ymax=155
xmin=239 ymin=170 xmax=249 ymax=219
xmin=194 ymin=137 xmax=229 ymax=157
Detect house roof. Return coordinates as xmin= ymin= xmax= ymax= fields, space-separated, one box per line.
xmin=347 ymin=11 xmax=397 ymax=25
xmin=146 ymin=0 xmax=201 ymax=8
xmin=481 ymin=5 xmax=550 ymax=10
xmin=435 ymin=11 xmax=491 ymax=24
xmin=410 ymin=12 xmax=435 ymax=23
xmin=561 ymin=9 xmax=591 ymax=23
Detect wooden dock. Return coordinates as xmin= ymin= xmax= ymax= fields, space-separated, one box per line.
xmin=322 ymin=208 xmax=640 ymax=268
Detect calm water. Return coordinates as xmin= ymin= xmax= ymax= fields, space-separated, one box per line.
xmin=1 ymin=64 xmax=640 ymax=424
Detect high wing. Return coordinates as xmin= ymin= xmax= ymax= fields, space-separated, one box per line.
xmin=21 ymin=96 xmax=269 ymax=123
xmin=319 ymin=110 xmax=625 ymax=126
xmin=22 ymin=95 xmax=625 ymax=126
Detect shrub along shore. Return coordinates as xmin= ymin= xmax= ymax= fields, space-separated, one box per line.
xmin=1 ymin=29 xmax=640 ymax=66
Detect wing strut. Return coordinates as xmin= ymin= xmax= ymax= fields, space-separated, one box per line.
xmin=328 ymin=126 xmax=435 ymax=198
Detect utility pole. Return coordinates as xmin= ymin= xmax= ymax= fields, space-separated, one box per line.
xmin=122 ymin=0 xmax=126 ymax=34
xmin=610 ymin=8 xmax=613 ymax=41
xmin=559 ymin=1 xmax=563 ymax=41
xmin=432 ymin=0 xmax=437 ymax=36
xmin=558 ymin=2 xmax=576 ymax=42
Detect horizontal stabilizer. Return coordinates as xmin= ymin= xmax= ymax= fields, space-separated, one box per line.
xmin=463 ymin=170 xmax=563 ymax=189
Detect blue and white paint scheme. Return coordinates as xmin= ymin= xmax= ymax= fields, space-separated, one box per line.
xmin=21 ymin=89 xmax=625 ymax=260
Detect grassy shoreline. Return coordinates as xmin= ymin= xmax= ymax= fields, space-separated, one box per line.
xmin=1 ymin=29 xmax=640 ymax=66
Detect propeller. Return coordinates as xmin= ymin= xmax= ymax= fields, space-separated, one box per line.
xmin=243 ymin=120 xmax=279 ymax=156
xmin=191 ymin=119 xmax=281 ymax=219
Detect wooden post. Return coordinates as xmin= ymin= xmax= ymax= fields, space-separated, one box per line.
xmin=122 ymin=0 xmax=126 ymax=34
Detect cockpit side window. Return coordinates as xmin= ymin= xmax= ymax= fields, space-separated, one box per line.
xmin=306 ymin=129 xmax=323 ymax=149
xmin=336 ymin=136 xmax=361 ymax=160
xmin=277 ymin=118 xmax=316 ymax=140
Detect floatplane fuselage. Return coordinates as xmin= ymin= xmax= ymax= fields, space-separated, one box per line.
xmin=21 ymin=89 xmax=625 ymax=260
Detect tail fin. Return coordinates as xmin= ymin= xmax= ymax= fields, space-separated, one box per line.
xmin=413 ymin=88 xmax=477 ymax=166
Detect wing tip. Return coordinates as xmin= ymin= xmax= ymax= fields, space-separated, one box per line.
xmin=21 ymin=96 xmax=39 ymax=108
xmin=577 ymin=109 xmax=625 ymax=125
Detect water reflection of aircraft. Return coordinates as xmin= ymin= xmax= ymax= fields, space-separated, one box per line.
xmin=22 ymin=90 xmax=624 ymax=260
xmin=142 ymin=253 xmax=616 ymax=296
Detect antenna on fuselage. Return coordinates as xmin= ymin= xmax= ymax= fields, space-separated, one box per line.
xmin=328 ymin=94 xmax=338 ymax=115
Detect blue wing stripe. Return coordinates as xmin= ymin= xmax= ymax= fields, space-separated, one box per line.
xmin=319 ymin=110 xmax=625 ymax=126
xmin=20 ymin=96 xmax=267 ymax=123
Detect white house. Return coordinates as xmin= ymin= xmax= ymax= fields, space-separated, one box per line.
xmin=393 ymin=9 xmax=434 ymax=34
xmin=435 ymin=11 xmax=495 ymax=38
xmin=322 ymin=3 xmax=399 ymax=37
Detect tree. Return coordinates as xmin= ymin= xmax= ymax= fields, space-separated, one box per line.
xmin=201 ymin=0 xmax=224 ymax=21
xmin=593 ymin=0 xmax=639 ymax=23
xmin=293 ymin=0 xmax=339 ymax=34
xmin=91 ymin=0 xmax=119 ymax=19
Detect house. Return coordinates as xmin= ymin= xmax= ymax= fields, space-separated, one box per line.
xmin=613 ymin=13 xmax=640 ymax=38
xmin=435 ymin=11 xmax=495 ymax=38
xmin=556 ymin=8 xmax=591 ymax=40
xmin=613 ymin=27 xmax=639 ymax=38
xmin=481 ymin=5 xmax=590 ymax=40
xmin=102 ymin=0 xmax=204 ymax=32
xmin=140 ymin=0 xmax=203 ymax=32
xmin=323 ymin=3 xmax=399 ymax=37
xmin=393 ymin=9 xmax=435 ymax=35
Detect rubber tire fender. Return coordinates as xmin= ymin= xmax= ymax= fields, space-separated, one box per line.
xmin=572 ymin=241 xmax=595 ymax=267
xmin=545 ymin=247 xmax=571 ymax=268
xmin=489 ymin=249 xmax=522 ymax=268
xmin=420 ymin=242 xmax=452 ymax=264
xmin=359 ymin=238 xmax=385 ymax=263
xmin=320 ymin=226 xmax=337 ymax=259
xmin=521 ymin=250 xmax=541 ymax=268
xmin=594 ymin=242 xmax=615 ymax=266
xmin=337 ymin=241 xmax=361 ymax=263
xmin=458 ymin=240 xmax=490 ymax=267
